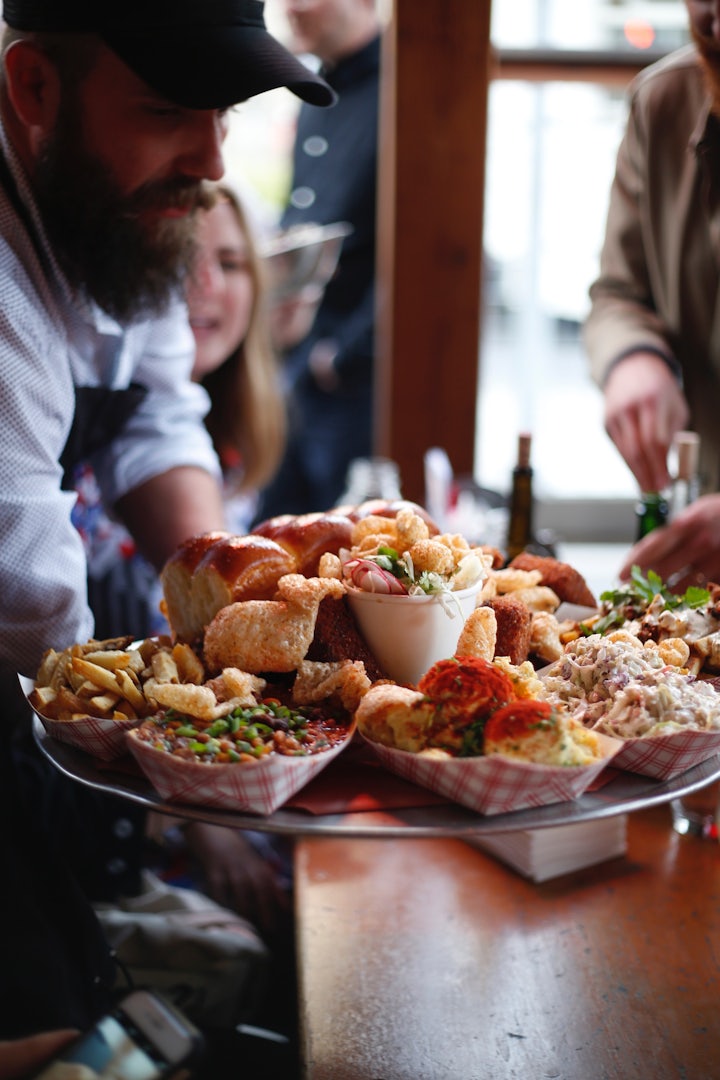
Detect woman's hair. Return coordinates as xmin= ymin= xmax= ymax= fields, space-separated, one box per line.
xmin=196 ymin=183 xmax=286 ymax=493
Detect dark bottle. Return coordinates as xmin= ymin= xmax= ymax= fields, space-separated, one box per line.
xmin=635 ymin=491 xmax=669 ymax=541
xmin=506 ymin=432 xmax=534 ymax=562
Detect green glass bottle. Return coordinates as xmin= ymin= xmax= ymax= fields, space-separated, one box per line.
xmin=635 ymin=491 xmax=669 ymax=541
xmin=506 ymin=432 xmax=534 ymax=561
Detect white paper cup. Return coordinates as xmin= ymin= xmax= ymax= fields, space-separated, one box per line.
xmin=346 ymin=583 xmax=481 ymax=686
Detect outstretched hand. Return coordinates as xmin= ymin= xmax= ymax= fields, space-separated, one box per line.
xmin=604 ymin=353 xmax=689 ymax=494
xmin=619 ymin=494 xmax=720 ymax=590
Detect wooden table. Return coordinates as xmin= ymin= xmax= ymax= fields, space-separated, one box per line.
xmin=295 ymin=806 xmax=720 ymax=1079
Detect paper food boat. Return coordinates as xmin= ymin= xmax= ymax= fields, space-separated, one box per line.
xmin=360 ymin=733 xmax=620 ymax=816
xmin=20 ymin=674 xmax=141 ymax=762
xmin=607 ymin=728 xmax=720 ymax=781
xmin=126 ymin=723 xmax=354 ymax=815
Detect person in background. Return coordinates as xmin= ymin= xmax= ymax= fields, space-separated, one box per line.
xmin=253 ymin=0 xmax=382 ymax=519
xmin=188 ymin=182 xmax=287 ymax=534
xmin=71 ymin=181 xmax=288 ymax=639
xmin=585 ymin=0 xmax=720 ymax=587
xmin=0 ymin=0 xmax=332 ymax=1044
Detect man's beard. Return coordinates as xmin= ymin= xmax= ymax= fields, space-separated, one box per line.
xmin=33 ymin=105 xmax=208 ymax=322
xmin=691 ymin=24 xmax=720 ymax=118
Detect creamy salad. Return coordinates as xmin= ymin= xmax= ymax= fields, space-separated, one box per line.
xmin=540 ymin=633 xmax=720 ymax=739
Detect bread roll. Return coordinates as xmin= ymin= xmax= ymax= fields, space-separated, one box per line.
xmin=192 ymin=534 xmax=297 ymax=630
xmin=160 ymin=531 xmax=228 ymax=643
xmin=251 ymin=511 xmax=354 ymax=576
xmin=160 ymin=532 xmax=296 ymax=643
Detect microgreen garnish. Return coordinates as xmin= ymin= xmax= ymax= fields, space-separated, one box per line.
xmin=581 ymin=564 xmax=710 ymax=636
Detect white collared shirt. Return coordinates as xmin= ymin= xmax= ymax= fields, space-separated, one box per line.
xmin=0 ymin=121 xmax=219 ymax=675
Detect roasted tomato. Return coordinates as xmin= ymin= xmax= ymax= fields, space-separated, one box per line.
xmin=417 ymin=656 xmax=516 ymax=755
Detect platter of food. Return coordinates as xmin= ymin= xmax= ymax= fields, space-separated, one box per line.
xmin=27 ymin=503 xmax=720 ymax=837
xmin=31 ymin=712 xmax=720 ymax=838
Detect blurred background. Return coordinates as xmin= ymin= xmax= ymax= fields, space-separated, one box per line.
xmin=222 ymin=0 xmax=690 ymax=544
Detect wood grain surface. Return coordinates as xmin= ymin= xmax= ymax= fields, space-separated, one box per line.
xmin=295 ymin=805 xmax=720 ymax=1079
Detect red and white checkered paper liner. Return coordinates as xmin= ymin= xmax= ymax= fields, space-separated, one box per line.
xmin=126 ymin=724 xmax=355 ymax=815
xmin=360 ymin=733 xmax=621 ymax=816
xmin=20 ymin=674 xmax=141 ymax=762
xmin=608 ymin=729 xmax=720 ymax=780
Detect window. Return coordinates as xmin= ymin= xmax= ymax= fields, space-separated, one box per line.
xmin=479 ymin=0 xmax=690 ymax=539
xmin=223 ymin=0 xmax=690 ymax=540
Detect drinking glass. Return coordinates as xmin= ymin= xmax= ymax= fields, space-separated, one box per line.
xmin=670 ymin=779 xmax=720 ymax=839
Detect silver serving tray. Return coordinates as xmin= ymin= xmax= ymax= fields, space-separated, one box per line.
xmin=32 ymin=716 xmax=720 ymax=839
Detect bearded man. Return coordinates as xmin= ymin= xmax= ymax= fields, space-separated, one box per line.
xmin=585 ymin=1 xmax=720 ymax=506
xmin=0 ymin=0 xmax=332 ymax=1051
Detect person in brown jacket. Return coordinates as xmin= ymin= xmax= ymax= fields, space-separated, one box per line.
xmin=585 ymin=1 xmax=720 ymax=588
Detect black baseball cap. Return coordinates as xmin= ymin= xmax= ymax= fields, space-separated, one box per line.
xmin=2 ymin=0 xmax=336 ymax=109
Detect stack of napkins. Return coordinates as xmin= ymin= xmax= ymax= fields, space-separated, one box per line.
xmin=467 ymin=815 xmax=628 ymax=882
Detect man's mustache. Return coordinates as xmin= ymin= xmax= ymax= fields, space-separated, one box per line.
xmin=123 ymin=179 xmax=213 ymax=218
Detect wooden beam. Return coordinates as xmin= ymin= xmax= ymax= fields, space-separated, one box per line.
xmin=374 ymin=0 xmax=491 ymax=505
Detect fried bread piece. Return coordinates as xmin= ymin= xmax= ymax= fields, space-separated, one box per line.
xmin=508 ymin=552 xmax=596 ymax=608
xmin=354 ymin=682 xmax=436 ymax=752
xmin=483 ymin=595 xmax=533 ymax=664
xmin=306 ymin=594 xmax=388 ymax=681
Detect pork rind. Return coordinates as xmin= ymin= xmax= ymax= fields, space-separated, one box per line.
xmin=203 ymin=574 xmax=345 ymax=674
xmin=126 ymin=716 xmax=354 ymax=814
xmin=360 ymin=735 xmax=619 ymax=815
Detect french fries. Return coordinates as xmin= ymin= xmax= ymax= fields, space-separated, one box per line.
xmin=29 ymin=635 xmax=273 ymax=725
xmin=30 ymin=636 xmax=180 ymax=723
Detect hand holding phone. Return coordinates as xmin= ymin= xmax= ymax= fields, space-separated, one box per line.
xmin=29 ymin=991 xmax=203 ymax=1080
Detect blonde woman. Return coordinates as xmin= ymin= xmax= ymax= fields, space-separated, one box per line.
xmin=188 ymin=184 xmax=286 ymax=533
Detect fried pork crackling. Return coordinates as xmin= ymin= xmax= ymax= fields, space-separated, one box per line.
xmin=203 ymin=574 xmax=346 ymax=674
